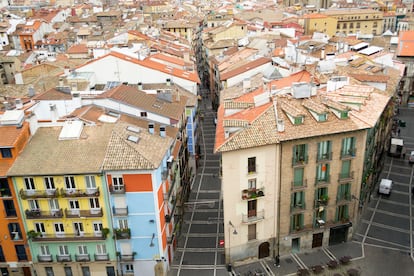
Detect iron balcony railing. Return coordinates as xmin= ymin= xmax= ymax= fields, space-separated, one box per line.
xmin=25 ymin=208 xmax=63 ymax=219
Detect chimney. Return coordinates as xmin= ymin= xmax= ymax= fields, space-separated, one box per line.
xmin=15 ymin=99 xmax=23 ymax=109
xmin=3 ymin=102 xmax=11 ymax=110
xmin=138 ymin=82 xmax=143 ymax=90
xmin=183 ymin=52 xmax=190 ymax=62
xmin=166 ymin=79 xmax=171 ymax=86
xmin=148 ymin=122 xmax=154 ymax=134
xmin=28 ymin=86 xmax=35 ymax=97
xmin=321 ymin=47 xmax=325 ymax=60
xmin=160 ymin=125 xmax=166 ymax=137
xmin=59 ymin=77 xmax=64 ymax=87
xmin=49 ymin=104 xmax=58 ymax=122
xmin=277 ymin=119 xmax=285 ymax=132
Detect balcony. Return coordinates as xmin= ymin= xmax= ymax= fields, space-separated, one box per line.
xmin=20 ymin=189 xmax=58 ymax=199
xmin=60 ymin=188 xmax=100 ymax=198
xmin=38 ymin=255 xmax=53 ymax=262
xmin=291 ymin=202 xmax=306 ymax=212
xmin=314 ymin=197 xmax=329 ymax=208
xmin=341 ymin=148 xmax=356 ymax=159
xmin=242 ymin=209 xmax=264 ymax=223
xmin=292 ymin=155 xmax=308 ymax=167
xmin=114 ymin=228 xmax=131 ymax=239
xmin=75 ymin=254 xmax=90 ymax=262
xmin=65 ymin=208 xmax=103 ymax=218
xmin=317 ymin=152 xmax=332 ymax=162
xmin=25 ymin=208 xmax=63 ymax=219
xmin=119 ymin=253 xmax=136 ymax=262
xmin=113 ymin=206 xmax=128 ymax=216
xmin=291 ymin=179 xmax=308 ymax=191
xmin=336 ymin=195 xmax=351 ymax=204
xmin=315 ymin=175 xmax=330 ymax=186
xmin=241 ymin=188 xmax=264 ymax=200
xmin=94 ymin=253 xmax=109 ymax=261
xmin=338 ymin=171 xmax=354 ymax=183
xmin=32 ymin=232 xmax=105 ymax=242
xmin=109 ymin=185 xmax=125 ymax=194
xmin=56 ymin=254 xmax=72 ymax=262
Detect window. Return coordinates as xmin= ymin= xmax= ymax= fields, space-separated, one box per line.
xmin=247 ymin=157 xmax=256 ymax=174
xmin=343 ymin=23 xmax=347 ymax=29
xmin=248 ymin=178 xmax=256 ymax=189
xmin=316 ymin=187 xmax=328 ymax=202
xmin=82 ymin=267 xmax=90 ymax=276
xmin=15 ymin=245 xmax=27 ymax=260
xmin=78 ymin=245 xmax=88 ymax=255
xmin=65 ymin=176 xmax=76 ymax=190
xmin=54 ymin=223 xmax=65 ymax=237
xmin=49 ymin=199 xmax=59 ymax=211
xmin=293 ymin=168 xmax=304 ymax=187
xmin=247 ymin=200 xmax=257 ymax=218
xmin=89 ymin=198 xmax=100 ymax=209
xmin=45 ymin=267 xmax=54 ymax=276
xmin=140 ymin=112 xmax=147 ymax=117
xmin=336 ymin=204 xmax=349 ymax=221
xmin=340 ymin=160 xmax=351 ymax=179
xmin=340 ymin=111 xmax=349 ymax=119
xmin=317 ymin=141 xmax=331 ymax=161
xmin=112 ymin=176 xmax=124 ymax=191
xmin=58 ymin=245 xmax=69 ymax=256
xmin=69 ymin=200 xmax=80 ymax=214
xmin=316 ymin=163 xmax=330 ymax=183
xmin=291 ymin=213 xmax=304 ymax=231
xmin=350 ymin=23 xmax=353 ymax=28
xmin=35 ymin=222 xmax=46 ymax=234
xmin=3 ymin=200 xmax=17 ymax=216
xmin=119 ymin=219 xmax=128 ymax=229
xmin=85 ymin=176 xmax=96 ymax=190
xmin=64 ymin=267 xmax=73 ymax=276
xmin=8 ymin=223 xmax=21 ymax=240
xmin=44 ymin=177 xmax=55 ymax=190
xmin=294 ymin=116 xmax=304 ymax=125
xmin=40 ymin=245 xmax=50 ymax=256
xmin=0 ymin=246 xmax=4 ymax=262
xmin=0 ymin=148 xmax=12 ymax=158
xmin=291 ymin=191 xmax=305 ymax=209
xmin=96 ymin=244 xmax=107 ymax=255
xmin=356 ymin=22 xmax=360 ymax=28
xmin=125 ymin=264 xmax=134 ymax=273
xmin=28 ymin=199 xmax=39 ymax=210
xmin=24 ymin=177 xmax=35 ymax=190
xmin=338 ymin=183 xmax=351 ymax=201
xmin=293 ymin=144 xmax=307 ymax=164
xmin=0 ymin=179 xmax=11 ymax=196
xmin=93 ymin=222 xmax=103 ymax=236
xmin=248 ymin=224 xmax=256 ymax=240
xmin=341 ymin=137 xmax=355 ymax=157
xmin=74 ymin=222 xmax=84 ymax=236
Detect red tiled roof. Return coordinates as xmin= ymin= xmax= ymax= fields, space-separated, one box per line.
xmin=67 ymin=43 xmax=88 ymax=54
xmin=221 ymin=57 xmax=271 ymax=80
xmin=268 ymin=70 xmax=312 ymax=89
xmin=396 ymin=31 xmax=414 ymax=57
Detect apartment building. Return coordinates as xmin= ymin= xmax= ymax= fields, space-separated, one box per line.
xmin=0 ymin=110 xmax=32 ymax=276
xmin=302 ymin=13 xmax=338 ymax=37
xmin=215 ymin=77 xmax=392 ymax=262
xmin=8 ymin=122 xmax=117 ymax=276
xmin=322 ymin=8 xmax=383 ymax=36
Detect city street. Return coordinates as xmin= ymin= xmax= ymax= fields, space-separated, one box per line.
xmin=169 ymin=98 xmax=414 ymax=276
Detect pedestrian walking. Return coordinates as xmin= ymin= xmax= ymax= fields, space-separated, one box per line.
xmin=398 ymin=128 xmax=401 ymax=136
xmin=402 ymin=147 xmax=406 ymax=159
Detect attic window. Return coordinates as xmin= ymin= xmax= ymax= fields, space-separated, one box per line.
xmin=318 ymin=113 xmax=327 ymax=122
xmin=126 ymin=126 xmax=140 ymax=133
xmin=340 ymin=111 xmax=349 ymax=119
xmin=107 ymin=111 xmax=120 ymax=118
xmin=294 ymin=116 xmax=304 ymax=125
xmin=127 ymin=135 xmax=139 ymax=143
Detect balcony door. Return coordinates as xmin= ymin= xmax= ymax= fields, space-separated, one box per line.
xmin=93 ymin=222 xmax=103 ymax=237
xmin=73 ymin=222 xmax=84 ymax=237
xmin=247 ymin=200 xmax=257 ymax=218
xmin=69 ymin=200 xmax=80 ymax=215
xmin=54 ymin=223 xmax=65 ymax=237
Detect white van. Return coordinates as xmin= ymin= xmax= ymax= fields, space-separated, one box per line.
xmin=378 ymin=179 xmax=392 ymax=196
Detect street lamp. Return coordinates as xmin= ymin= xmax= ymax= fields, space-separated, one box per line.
xmin=227 ymin=221 xmax=238 ymax=272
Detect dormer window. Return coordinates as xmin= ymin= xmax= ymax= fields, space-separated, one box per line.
xmin=294 ymin=116 xmax=304 ymax=125
xmin=318 ymin=113 xmax=327 ymax=122
xmin=340 ymin=111 xmax=349 ymax=119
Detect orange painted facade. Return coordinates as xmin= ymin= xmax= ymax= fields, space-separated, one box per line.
xmin=0 ymin=122 xmax=32 ymax=272
xmin=107 ymin=173 xmax=153 ymax=191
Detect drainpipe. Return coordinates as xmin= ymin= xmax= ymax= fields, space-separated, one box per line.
xmin=275 ymin=143 xmax=282 ymax=267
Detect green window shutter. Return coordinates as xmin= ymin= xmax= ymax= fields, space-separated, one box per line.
xmin=290 ymin=216 xmax=294 ymax=231
xmin=335 ymin=207 xmax=339 ymax=221
xmin=345 ymin=205 xmax=349 ymax=218
xmin=300 ymin=213 xmax=304 ymax=227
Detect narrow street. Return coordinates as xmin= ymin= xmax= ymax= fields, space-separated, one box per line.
xmin=169 ymin=91 xmax=228 ymax=276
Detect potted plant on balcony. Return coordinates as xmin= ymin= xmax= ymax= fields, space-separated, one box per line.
xmin=319 ymin=194 xmax=329 ymax=204
xmin=101 ymin=228 xmax=110 ymax=239
xmin=242 ymin=189 xmax=249 ymax=199
xmin=27 ymin=230 xmax=41 ymax=239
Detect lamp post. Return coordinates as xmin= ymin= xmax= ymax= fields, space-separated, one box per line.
xmin=227 ymin=221 xmax=238 ymax=272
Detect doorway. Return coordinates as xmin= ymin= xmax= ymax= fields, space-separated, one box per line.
xmin=312 ymin=232 xmax=323 ymax=248
xmin=329 ymin=225 xmax=349 ymax=245
xmin=258 ymin=242 xmax=269 ymax=259
xmin=292 ymin=238 xmax=300 ymax=253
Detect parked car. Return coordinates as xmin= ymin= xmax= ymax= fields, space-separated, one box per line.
xmin=409 ymin=151 xmax=414 ymax=164
xmin=378 ymin=178 xmax=392 ymax=196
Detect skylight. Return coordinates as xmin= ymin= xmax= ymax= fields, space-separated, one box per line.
xmin=127 ymin=135 xmax=139 ymax=143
